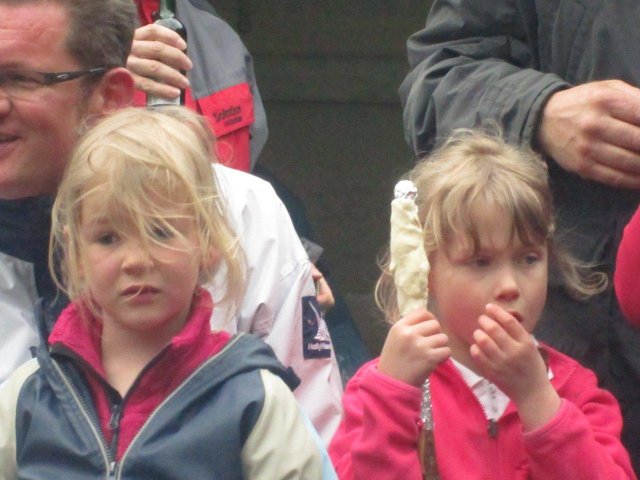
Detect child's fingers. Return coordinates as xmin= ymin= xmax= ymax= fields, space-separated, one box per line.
xmin=423 ymin=332 xmax=450 ymax=350
xmin=472 ymin=326 xmax=503 ymax=361
xmin=399 ymin=308 xmax=436 ymax=326
xmin=428 ymin=344 xmax=452 ymax=365
xmin=379 ymin=327 xmax=449 ymax=386
xmin=476 ymin=314 xmax=513 ymax=352
xmin=484 ymin=303 xmax=529 ymax=341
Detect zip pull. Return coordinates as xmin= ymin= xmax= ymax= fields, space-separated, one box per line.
xmin=109 ymin=401 xmax=123 ymax=467
xmin=109 ymin=403 xmax=122 ymax=430
xmin=487 ymin=419 xmax=498 ymax=438
xmin=109 ymin=460 xmax=117 ymax=477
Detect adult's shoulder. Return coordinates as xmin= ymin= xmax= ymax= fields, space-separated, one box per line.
xmin=213 ymin=164 xmax=281 ymax=210
xmin=210 ymin=164 xmax=308 ymax=271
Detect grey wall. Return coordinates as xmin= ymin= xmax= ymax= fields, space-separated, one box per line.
xmin=216 ymin=1 xmax=431 ymax=353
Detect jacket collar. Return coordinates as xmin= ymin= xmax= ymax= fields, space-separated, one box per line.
xmin=47 ymin=289 xmax=224 ymax=380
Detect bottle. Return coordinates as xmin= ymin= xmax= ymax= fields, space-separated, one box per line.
xmin=146 ymin=0 xmax=187 ymax=107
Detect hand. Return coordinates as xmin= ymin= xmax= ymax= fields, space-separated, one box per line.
xmin=378 ymin=308 xmax=450 ymax=387
xmin=311 ymin=264 xmax=335 ymax=311
xmin=127 ymin=24 xmax=193 ymax=100
xmin=470 ymin=304 xmax=560 ymax=431
xmin=537 ymin=80 xmax=640 ymax=189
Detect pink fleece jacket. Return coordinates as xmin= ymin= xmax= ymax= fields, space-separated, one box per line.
xmin=329 ymin=346 xmax=635 ymax=479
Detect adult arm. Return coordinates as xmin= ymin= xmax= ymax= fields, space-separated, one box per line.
xmin=615 ymin=205 xmax=640 ymax=326
xmin=210 ymin=165 xmax=343 ymax=445
xmin=129 ymin=0 xmax=268 ymax=171
xmin=329 ymin=360 xmax=423 ymax=479
xmin=399 ymin=0 xmax=567 ymax=155
xmin=401 ymin=1 xmax=640 ymax=189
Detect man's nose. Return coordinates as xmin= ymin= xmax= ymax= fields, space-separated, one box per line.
xmin=0 ymin=89 xmax=11 ymax=115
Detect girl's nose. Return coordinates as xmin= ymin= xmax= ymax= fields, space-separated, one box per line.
xmin=122 ymin=240 xmax=153 ymax=273
xmin=495 ymin=266 xmax=520 ymax=301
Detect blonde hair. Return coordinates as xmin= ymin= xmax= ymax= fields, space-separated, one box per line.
xmin=50 ymin=106 xmax=245 ymax=315
xmin=376 ymin=130 xmax=606 ymax=323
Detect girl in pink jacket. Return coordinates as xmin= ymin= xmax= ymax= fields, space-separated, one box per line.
xmin=329 ymin=131 xmax=635 ymax=479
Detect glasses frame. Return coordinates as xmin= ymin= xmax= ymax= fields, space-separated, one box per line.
xmin=24 ymin=67 xmax=109 ymax=86
xmin=0 ymin=66 xmax=110 ymax=99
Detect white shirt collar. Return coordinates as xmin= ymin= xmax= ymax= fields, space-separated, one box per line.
xmin=450 ymin=340 xmax=553 ymax=421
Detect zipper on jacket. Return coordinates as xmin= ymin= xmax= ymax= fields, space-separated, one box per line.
xmin=109 ymin=402 xmax=123 ymax=461
xmin=118 ymin=336 xmax=243 ymax=469
xmin=51 ymin=360 xmax=115 ymax=473
xmin=487 ymin=419 xmax=498 ymax=438
xmin=448 ymin=363 xmax=502 ymax=438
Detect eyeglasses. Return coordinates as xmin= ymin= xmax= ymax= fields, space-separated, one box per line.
xmin=0 ymin=67 xmax=109 ymax=100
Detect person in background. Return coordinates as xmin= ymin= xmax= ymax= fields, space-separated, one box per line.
xmin=0 ymin=0 xmax=341 ymax=445
xmin=399 ymin=1 xmax=640 ymax=471
xmin=130 ymin=0 xmax=265 ymax=172
xmin=128 ymin=0 xmax=371 ymax=400
xmin=329 ymin=131 xmax=634 ymax=479
xmin=0 ymin=106 xmax=336 ymax=479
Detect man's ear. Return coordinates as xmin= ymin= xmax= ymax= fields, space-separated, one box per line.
xmin=85 ymin=67 xmax=135 ymax=115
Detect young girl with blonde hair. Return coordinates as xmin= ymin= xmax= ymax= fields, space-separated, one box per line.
xmin=0 ymin=107 xmax=335 ymax=479
xmin=329 ymin=130 xmax=634 ymax=479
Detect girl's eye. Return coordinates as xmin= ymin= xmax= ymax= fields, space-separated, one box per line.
xmin=150 ymin=225 xmax=173 ymax=240
xmin=96 ymin=233 xmax=117 ymax=245
xmin=522 ymin=253 xmax=541 ymax=265
xmin=471 ymin=257 xmax=490 ymax=268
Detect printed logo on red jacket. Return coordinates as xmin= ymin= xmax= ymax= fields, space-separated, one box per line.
xmin=200 ymin=83 xmax=254 ymax=137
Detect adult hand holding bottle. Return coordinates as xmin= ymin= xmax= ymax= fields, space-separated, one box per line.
xmin=127 ymin=11 xmax=192 ymax=102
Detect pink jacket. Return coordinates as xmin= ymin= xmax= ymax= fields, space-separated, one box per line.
xmin=615 ymin=205 xmax=640 ymax=326
xmin=329 ymin=346 xmax=635 ymax=479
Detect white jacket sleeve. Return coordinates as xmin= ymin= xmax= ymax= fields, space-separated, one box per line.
xmin=208 ymin=165 xmax=343 ymax=445
xmin=242 ymin=370 xmax=337 ymax=479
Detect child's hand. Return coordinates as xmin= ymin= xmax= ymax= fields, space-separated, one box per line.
xmin=470 ymin=303 xmax=561 ymax=431
xmin=378 ymin=308 xmax=450 ymax=387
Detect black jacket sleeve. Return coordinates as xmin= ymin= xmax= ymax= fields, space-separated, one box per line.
xmin=399 ymin=0 xmax=569 ymax=156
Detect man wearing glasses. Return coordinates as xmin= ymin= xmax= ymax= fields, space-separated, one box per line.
xmin=0 ymin=0 xmax=136 ymax=381
xmin=0 ymin=0 xmax=342 ymax=443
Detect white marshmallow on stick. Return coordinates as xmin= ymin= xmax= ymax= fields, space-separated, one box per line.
xmin=390 ymin=180 xmax=430 ymax=315
xmin=390 ymin=179 xmax=439 ymax=479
